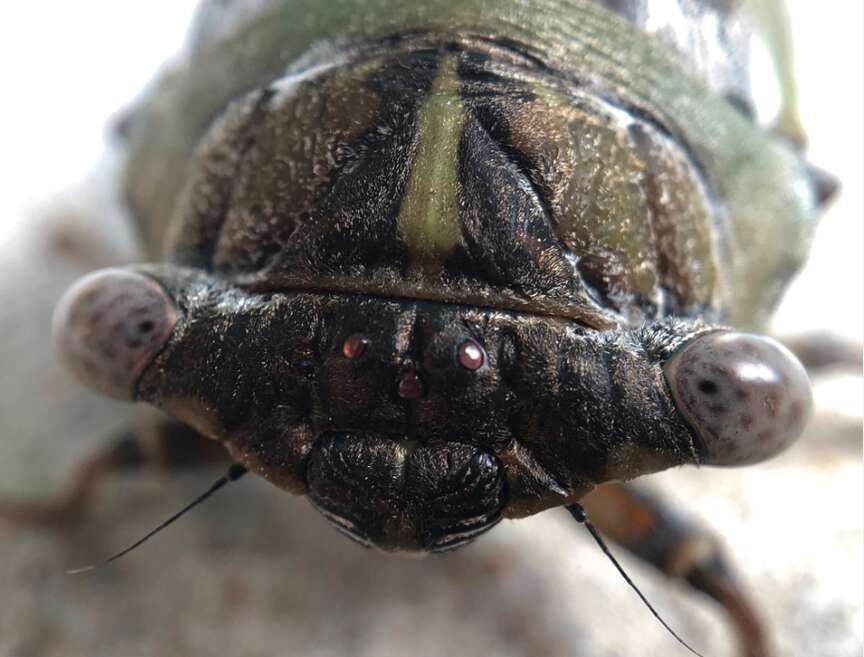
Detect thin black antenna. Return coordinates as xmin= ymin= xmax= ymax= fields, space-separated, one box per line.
xmin=567 ymin=503 xmax=706 ymax=657
xmin=67 ymin=463 xmax=248 ymax=575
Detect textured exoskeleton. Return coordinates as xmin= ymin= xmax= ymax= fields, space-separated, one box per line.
xmin=16 ymin=1 xmax=836 ymax=655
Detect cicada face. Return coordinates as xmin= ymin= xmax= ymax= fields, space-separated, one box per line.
xmin=51 ymin=1 xmax=822 ymax=553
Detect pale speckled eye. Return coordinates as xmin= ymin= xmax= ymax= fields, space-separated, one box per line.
xmin=52 ymin=269 xmax=178 ymax=401
xmin=457 ymin=339 xmax=485 ymax=370
xmin=664 ymin=331 xmax=812 ymax=466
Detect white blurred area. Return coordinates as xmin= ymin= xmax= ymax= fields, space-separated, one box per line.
xmin=0 ymin=1 xmax=860 ymax=385
xmin=774 ymin=3 xmax=863 ymax=341
xmin=770 ymin=3 xmax=863 ymax=420
xmin=0 ymin=2 xmax=200 ymax=247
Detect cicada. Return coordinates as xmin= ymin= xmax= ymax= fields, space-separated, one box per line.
xmin=2 ymin=2 xmax=844 ymax=656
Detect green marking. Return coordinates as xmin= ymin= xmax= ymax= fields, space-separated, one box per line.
xmin=134 ymin=0 xmax=818 ymax=327
xmin=743 ymin=0 xmax=805 ymax=146
xmin=397 ymin=53 xmax=465 ymax=266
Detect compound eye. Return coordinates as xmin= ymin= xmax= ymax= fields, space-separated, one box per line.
xmin=53 ymin=269 xmax=178 ymax=400
xmin=664 ymin=331 xmax=812 ymax=465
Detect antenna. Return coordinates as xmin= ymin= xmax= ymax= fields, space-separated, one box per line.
xmin=67 ymin=463 xmax=248 ymax=575
xmin=567 ymin=503 xmax=707 ymax=657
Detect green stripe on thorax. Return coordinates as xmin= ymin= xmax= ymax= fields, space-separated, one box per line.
xmin=397 ymin=53 xmax=464 ymax=267
xmin=131 ymin=0 xmax=817 ymax=327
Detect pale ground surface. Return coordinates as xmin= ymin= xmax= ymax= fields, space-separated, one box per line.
xmin=0 ymin=3 xmax=861 ymax=657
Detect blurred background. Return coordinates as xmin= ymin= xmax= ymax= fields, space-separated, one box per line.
xmin=0 ymin=3 xmax=860 ymax=657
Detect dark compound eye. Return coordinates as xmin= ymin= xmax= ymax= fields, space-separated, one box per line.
xmin=342 ymin=333 xmax=369 ymax=360
xmin=457 ymin=339 xmax=486 ymax=370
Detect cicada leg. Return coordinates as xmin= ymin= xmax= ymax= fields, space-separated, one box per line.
xmin=0 ymin=419 xmax=228 ymax=529
xmin=778 ymin=331 xmax=861 ymax=372
xmin=579 ymin=482 xmax=771 ymax=657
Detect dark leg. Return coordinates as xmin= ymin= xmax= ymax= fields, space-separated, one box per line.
xmin=0 ymin=419 xmax=229 ymax=528
xmin=579 ymin=482 xmax=771 ymax=657
xmin=779 ymin=331 xmax=861 ymax=372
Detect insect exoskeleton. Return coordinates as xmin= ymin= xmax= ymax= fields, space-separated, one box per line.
xmin=59 ymin=1 xmax=822 ymax=545
xmin=54 ymin=259 xmax=811 ymax=551
xmin=39 ymin=1 xmax=833 ymax=654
